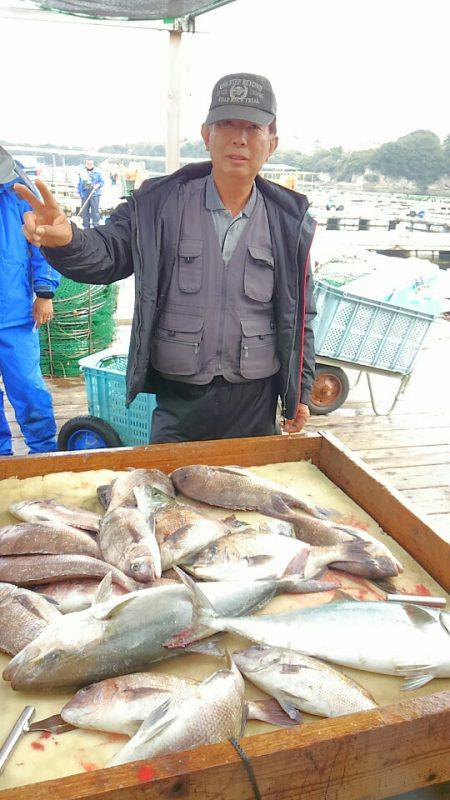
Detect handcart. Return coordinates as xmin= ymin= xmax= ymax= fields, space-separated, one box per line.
xmin=57 ymin=281 xmax=436 ymax=449
xmin=309 ymin=280 xmax=435 ymax=415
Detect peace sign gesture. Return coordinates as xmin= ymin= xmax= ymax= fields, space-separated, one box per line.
xmin=14 ymin=180 xmax=73 ymax=248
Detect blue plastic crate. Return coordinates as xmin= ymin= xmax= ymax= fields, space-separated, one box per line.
xmin=313 ymin=280 xmax=434 ymax=374
xmin=79 ymin=349 xmax=156 ymax=446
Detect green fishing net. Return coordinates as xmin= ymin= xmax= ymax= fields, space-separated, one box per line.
xmin=39 ymin=277 xmax=118 ymax=377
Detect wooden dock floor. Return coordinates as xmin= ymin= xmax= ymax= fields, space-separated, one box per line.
xmin=2 ymin=319 xmax=449 ymax=544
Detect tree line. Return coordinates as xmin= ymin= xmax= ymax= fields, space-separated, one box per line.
xmin=2 ymin=130 xmax=450 ymax=192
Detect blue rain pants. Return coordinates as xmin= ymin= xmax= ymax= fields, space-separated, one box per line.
xmin=81 ymin=195 xmax=101 ymax=229
xmin=0 ymin=323 xmax=57 ymax=454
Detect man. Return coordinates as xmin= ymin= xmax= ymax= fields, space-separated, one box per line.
xmin=77 ymin=158 xmax=104 ymax=229
xmin=15 ymin=73 xmax=316 ymax=444
xmin=0 ymin=155 xmax=60 ymax=454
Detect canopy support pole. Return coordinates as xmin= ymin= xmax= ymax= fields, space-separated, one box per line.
xmin=166 ymin=15 xmax=194 ymax=174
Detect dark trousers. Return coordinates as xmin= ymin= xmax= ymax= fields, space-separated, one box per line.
xmin=150 ymin=374 xmax=280 ymax=444
xmin=81 ymin=195 xmax=100 ymax=229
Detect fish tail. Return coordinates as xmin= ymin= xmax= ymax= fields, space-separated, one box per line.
xmin=167 ymin=568 xmax=222 ymax=648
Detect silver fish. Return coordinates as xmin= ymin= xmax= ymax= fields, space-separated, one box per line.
xmin=233 ymin=644 xmax=376 ymax=719
xmin=181 ymin=530 xmax=372 ymax=582
xmin=9 ymin=499 xmax=101 ymax=532
xmin=3 ymin=573 xmax=336 ymax=691
xmin=60 ymin=670 xmax=297 ymax=736
xmin=176 ymin=572 xmax=450 ymax=689
xmin=170 ymin=465 xmax=333 ymax=519
xmin=109 ymin=657 xmax=245 ymax=766
xmin=99 ymin=487 xmax=161 ymax=583
xmin=0 ymin=554 xmax=136 ymax=591
xmin=107 ymin=469 xmax=175 ymax=512
xmin=0 ymin=581 xmax=61 ymax=655
xmin=0 ymin=522 xmax=101 ymax=559
xmin=34 ymin=578 xmax=127 ymax=613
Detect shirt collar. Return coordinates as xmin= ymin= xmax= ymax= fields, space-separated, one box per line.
xmin=205 ymin=173 xmax=257 ymax=218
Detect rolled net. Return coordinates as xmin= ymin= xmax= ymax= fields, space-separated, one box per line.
xmin=39 ymin=277 xmax=118 ymax=377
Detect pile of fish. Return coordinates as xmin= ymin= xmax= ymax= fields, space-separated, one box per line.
xmin=2 ymin=463 xmax=445 ymax=770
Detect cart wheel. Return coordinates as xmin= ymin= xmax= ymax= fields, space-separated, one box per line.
xmin=309 ymin=366 xmax=350 ymax=415
xmin=58 ymin=416 xmax=123 ymax=450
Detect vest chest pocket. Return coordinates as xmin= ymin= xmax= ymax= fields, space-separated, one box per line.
xmin=244 ymin=244 xmax=275 ymax=303
xmin=178 ymin=239 xmax=203 ymax=293
xmin=152 ymin=312 xmax=204 ymax=375
xmin=240 ymin=317 xmax=280 ymax=379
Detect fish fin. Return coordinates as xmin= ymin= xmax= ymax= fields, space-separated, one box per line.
xmin=165 ymin=571 xmax=224 ymax=648
xmin=92 ymin=572 xmax=113 ymax=606
xmin=280 ymin=663 xmax=306 ymax=675
xmin=222 ymin=515 xmax=248 ymax=529
xmin=183 ymin=633 xmax=226 ymax=658
xmin=91 ymin=593 xmax=136 ymax=620
xmin=284 ymin=550 xmax=309 ymax=576
xmin=333 ymin=588 xmax=359 ymax=603
xmin=246 ymin=698 xmax=301 ymax=728
xmin=246 ymin=554 xmax=277 ymax=566
xmin=330 ymin=539 xmax=376 ymax=566
xmin=130 ymin=697 xmax=177 ymax=742
xmin=403 ymin=603 xmax=437 ymax=628
xmin=370 ymin=577 xmax=401 ymax=594
xmin=133 ymin=486 xmax=155 ymax=520
xmin=275 ymin=695 xmax=303 ymax=722
xmin=108 ymin=697 xmax=178 ymax=766
xmin=400 ymin=667 xmax=436 ymax=691
xmin=279 ymin=574 xmax=339 ymax=594
xmin=440 ymin=612 xmax=450 ymax=636
xmin=96 ymin=484 xmax=111 ymax=510
xmin=265 ymin=494 xmax=296 ymax=519
xmin=173 ymin=567 xmax=218 ymax=615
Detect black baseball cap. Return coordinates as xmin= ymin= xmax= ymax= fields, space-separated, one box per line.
xmin=206 ymin=73 xmax=277 ymax=127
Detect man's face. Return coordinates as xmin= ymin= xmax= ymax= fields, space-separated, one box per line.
xmin=202 ymin=119 xmax=278 ymax=181
xmin=86 ymin=160 xmax=94 ymax=170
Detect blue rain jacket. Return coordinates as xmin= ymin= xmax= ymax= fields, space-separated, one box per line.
xmin=77 ymin=167 xmax=104 ymax=198
xmin=0 ymin=181 xmax=61 ymax=329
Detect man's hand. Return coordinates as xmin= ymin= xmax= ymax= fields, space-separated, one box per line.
xmin=282 ymin=402 xmax=310 ymax=434
xmin=14 ymin=180 xmax=73 ymax=248
xmin=33 ymin=297 xmax=54 ymax=328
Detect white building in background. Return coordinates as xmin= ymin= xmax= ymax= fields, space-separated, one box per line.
xmin=261 ymin=164 xmax=320 ymax=192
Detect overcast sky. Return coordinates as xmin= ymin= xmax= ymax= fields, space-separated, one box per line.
xmin=1 ymin=0 xmax=448 ymax=152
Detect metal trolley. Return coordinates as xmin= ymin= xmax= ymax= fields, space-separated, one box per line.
xmin=309 ymin=280 xmax=435 ymax=415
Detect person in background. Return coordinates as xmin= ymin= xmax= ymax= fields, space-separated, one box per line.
xmin=0 ymin=158 xmax=60 ymax=454
xmin=16 ymin=72 xmax=316 ymax=444
xmin=77 ymin=158 xmax=104 ymax=229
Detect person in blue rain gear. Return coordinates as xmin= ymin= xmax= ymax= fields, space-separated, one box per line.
xmin=77 ymin=159 xmax=104 ymax=229
xmin=0 ymin=163 xmax=61 ymax=454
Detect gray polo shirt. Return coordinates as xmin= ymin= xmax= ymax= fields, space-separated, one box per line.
xmin=205 ymin=173 xmax=258 ymax=264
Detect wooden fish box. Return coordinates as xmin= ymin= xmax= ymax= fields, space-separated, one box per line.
xmin=0 ymin=431 xmax=449 ymax=800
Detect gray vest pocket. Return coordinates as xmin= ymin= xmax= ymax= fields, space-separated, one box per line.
xmin=240 ymin=317 xmax=280 ymax=379
xmin=152 ymin=312 xmax=204 ymax=375
xmin=178 ymin=239 xmax=203 ymax=293
xmin=244 ymin=244 xmax=275 ymax=303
